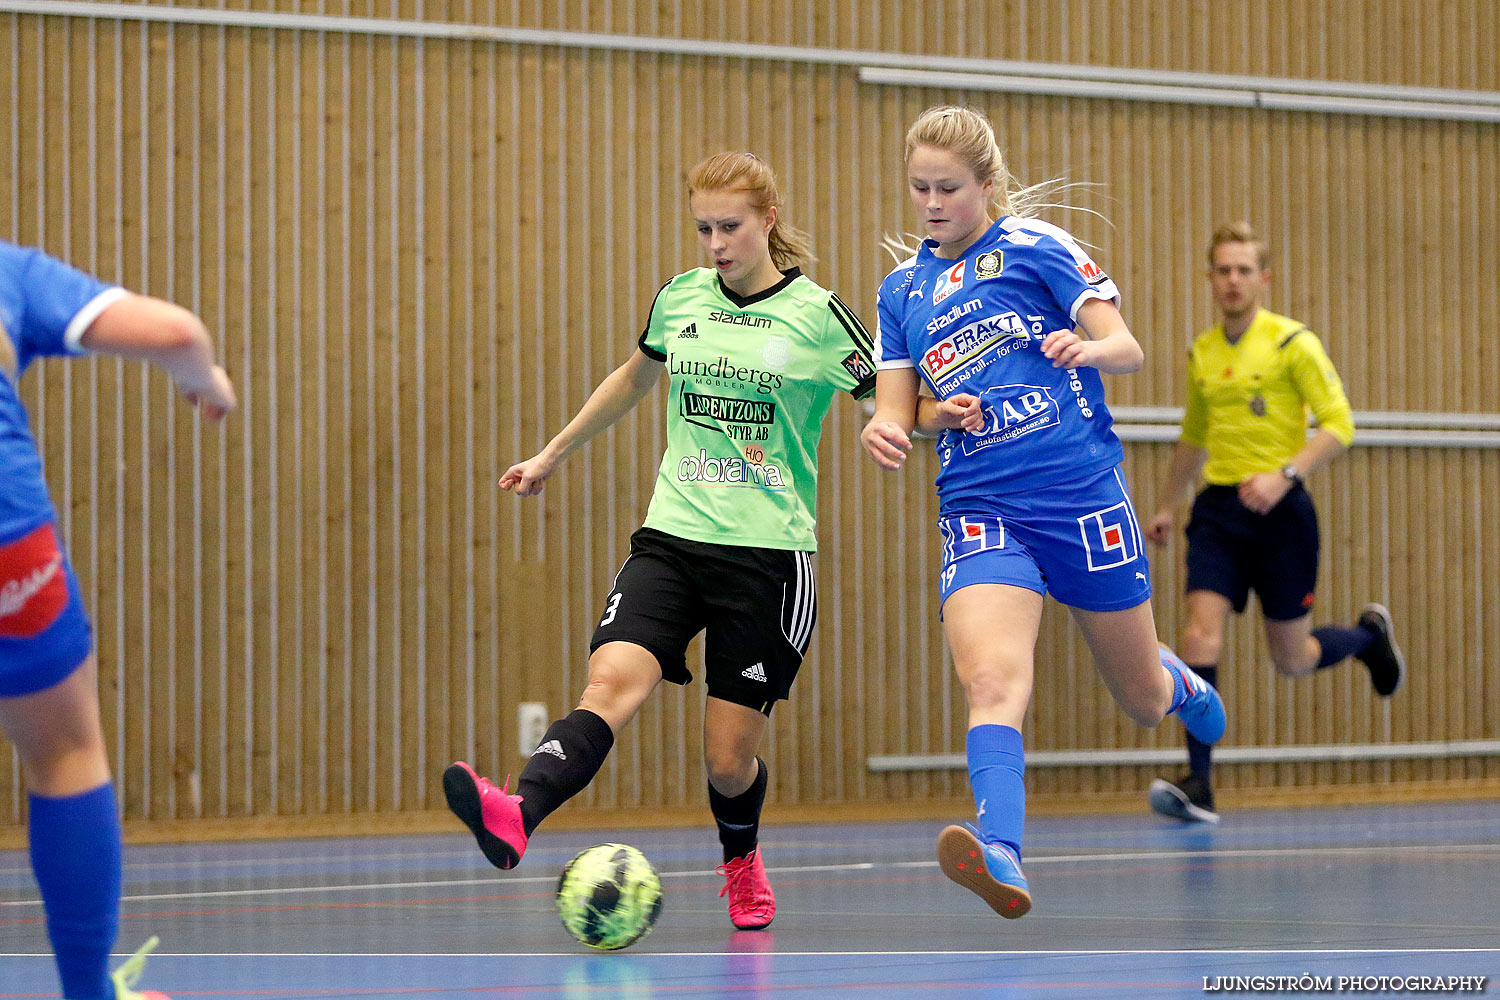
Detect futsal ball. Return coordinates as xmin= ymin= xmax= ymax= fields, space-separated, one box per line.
xmin=556 ymin=843 xmax=664 ymax=950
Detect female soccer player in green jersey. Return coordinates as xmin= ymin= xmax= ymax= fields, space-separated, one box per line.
xmin=444 ymin=152 xmax=875 ymax=930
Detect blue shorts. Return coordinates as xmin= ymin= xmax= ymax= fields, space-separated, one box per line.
xmin=938 ymin=465 xmax=1152 ymax=613
xmin=0 ymin=522 xmax=94 ymax=697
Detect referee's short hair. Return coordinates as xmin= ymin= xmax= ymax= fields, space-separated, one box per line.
xmin=1207 ymin=221 xmax=1269 ymax=270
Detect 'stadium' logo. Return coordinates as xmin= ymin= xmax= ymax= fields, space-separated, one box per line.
xmin=925 ymin=298 xmax=983 ymax=334
xmin=669 ymin=356 xmax=783 ymax=395
xmin=708 ymin=309 xmax=772 ymax=329
xmin=677 ymin=448 xmax=787 ymax=490
xmin=681 ymin=391 xmax=777 ymax=431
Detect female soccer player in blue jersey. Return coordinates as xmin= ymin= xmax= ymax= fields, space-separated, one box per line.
xmin=445 ymin=152 xmax=875 ymax=931
xmin=860 ymin=106 xmax=1225 ymax=918
xmin=0 ymin=242 xmax=235 ymax=999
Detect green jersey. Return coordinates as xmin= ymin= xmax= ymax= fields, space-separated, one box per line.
xmin=636 ymin=267 xmax=875 ymax=551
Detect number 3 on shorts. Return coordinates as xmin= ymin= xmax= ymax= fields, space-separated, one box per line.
xmin=599 ymin=592 xmax=622 ymax=627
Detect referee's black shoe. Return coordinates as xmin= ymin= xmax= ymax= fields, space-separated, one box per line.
xmin=1148 ymin=773 xmax=1219 ymax=824
xmin=1355 ymin=603 xmax=1406 ymax=697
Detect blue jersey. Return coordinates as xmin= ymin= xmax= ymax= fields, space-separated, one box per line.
xmin=875 ymin=216 xmax=1125 ymax=508
xmin=0 ymin=242 xmax=124 ymax=544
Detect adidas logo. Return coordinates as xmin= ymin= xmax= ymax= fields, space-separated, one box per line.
xmin=533 ymin=739 xmax=566 ymax=761
xmin=679 ymin=322 xmax=698 ymax=339
xmin=741 ymin=662 xmax=767 ymax=683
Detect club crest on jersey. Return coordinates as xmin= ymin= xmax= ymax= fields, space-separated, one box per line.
xmin=931 ymin=260 xmax=966 ymax=306
xmin=761 ymin=335 xmax=791 ymax=371
xmin=974 ymin=251 xmax=1003 ymax=281
xmin=1077 ymin=501 xmax=1141 ymax=571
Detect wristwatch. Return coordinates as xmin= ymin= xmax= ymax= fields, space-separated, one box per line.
xmin=1280 ymin=464 xmax=1302 ymax=484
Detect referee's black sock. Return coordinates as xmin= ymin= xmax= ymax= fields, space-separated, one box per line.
xmin=515 ymin=709 xmax=615 ymax=837
xmin=1312 ymin=624 xmax=1373 ymax=669
xmin=1185 ymin=665 xmax=1218 ymax=782
xmin=708 ymin=756 xmax=768 ymax=863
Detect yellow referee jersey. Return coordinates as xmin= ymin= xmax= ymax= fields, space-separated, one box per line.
xmin=1179 ymin=308 xmax=1354 ymax=485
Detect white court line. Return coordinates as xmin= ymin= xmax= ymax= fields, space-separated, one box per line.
xmin=3 ymin=810 xmax=1494 ymax=877
xmin=0 ymin=833 xmax=1492 ymax=879
xmin=2 ymin=844 xmax=1496 ymax=908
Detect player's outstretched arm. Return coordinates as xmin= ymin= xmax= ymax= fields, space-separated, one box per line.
xmin=80 ymin=293 xmax=236 ymax=419
xmin=500 ymin=348 xmax=664 ymax=496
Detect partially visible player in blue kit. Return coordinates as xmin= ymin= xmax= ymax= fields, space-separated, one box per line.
xmin=0 ymin=241 xmax=236 ymax=1000
xmin=860 ymin=106 xmax=1224 ymax=919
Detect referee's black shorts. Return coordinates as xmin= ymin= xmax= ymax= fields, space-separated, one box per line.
xmin=1184 ymin=483 xmax=1320 ymax=621
xmin=589 ymin=527 xmax=817 ymax=714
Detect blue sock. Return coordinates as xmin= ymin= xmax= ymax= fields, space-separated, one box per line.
xmin=1163 ymin=649 xmax=1189 ymax=713
xmin=1312 ymin=624 xmax=1374 ymax=668
xmin=967 ymin=724 xmax=1025 ymax=859
xmin=1185 ymin=665 xmax=1218 ymax=780
xmin=29 ymin=784 xmax=122 ymax=1000
xmin=1161 ymin=646 xmax=1227 ymax=746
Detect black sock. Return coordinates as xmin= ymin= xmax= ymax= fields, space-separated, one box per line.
xmin=1185 ymin=665 xmax=1217 ymax=781
xmin=515 ymin=709 xmax=614 ymax=836
xmin=1312 ymin=624 xmax=1374 ymax=668
xmin=708 ymin=756 xmax=768 ymax=863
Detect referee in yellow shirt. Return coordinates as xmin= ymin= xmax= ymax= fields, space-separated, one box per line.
xmin=1142 ymin=222 xmax=1405 ymax=823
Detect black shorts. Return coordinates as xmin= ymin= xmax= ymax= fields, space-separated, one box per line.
xmin=1184 ymin=483 xmax=1320 ymax=620
xmin=589 ymin=527 xmax=817 ymax=714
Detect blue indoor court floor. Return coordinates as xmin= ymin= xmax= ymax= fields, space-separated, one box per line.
xmin=2 ymin=800 xmax=1496 ymax=999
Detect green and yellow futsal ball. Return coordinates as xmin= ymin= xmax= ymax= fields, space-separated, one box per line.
xmin=556 ymin=843 xmax=664 ymax=950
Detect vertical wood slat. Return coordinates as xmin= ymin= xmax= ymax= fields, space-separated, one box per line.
xmin=1 ymin=2 xmax=1497 ymax=831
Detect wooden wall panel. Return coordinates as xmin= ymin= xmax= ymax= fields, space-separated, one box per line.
xmin=0 ymin=2 xmax=1496 ymax=833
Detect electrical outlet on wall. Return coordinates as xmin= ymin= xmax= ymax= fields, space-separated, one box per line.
xmin=517 ymin=702 xmax=548 ymax=758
